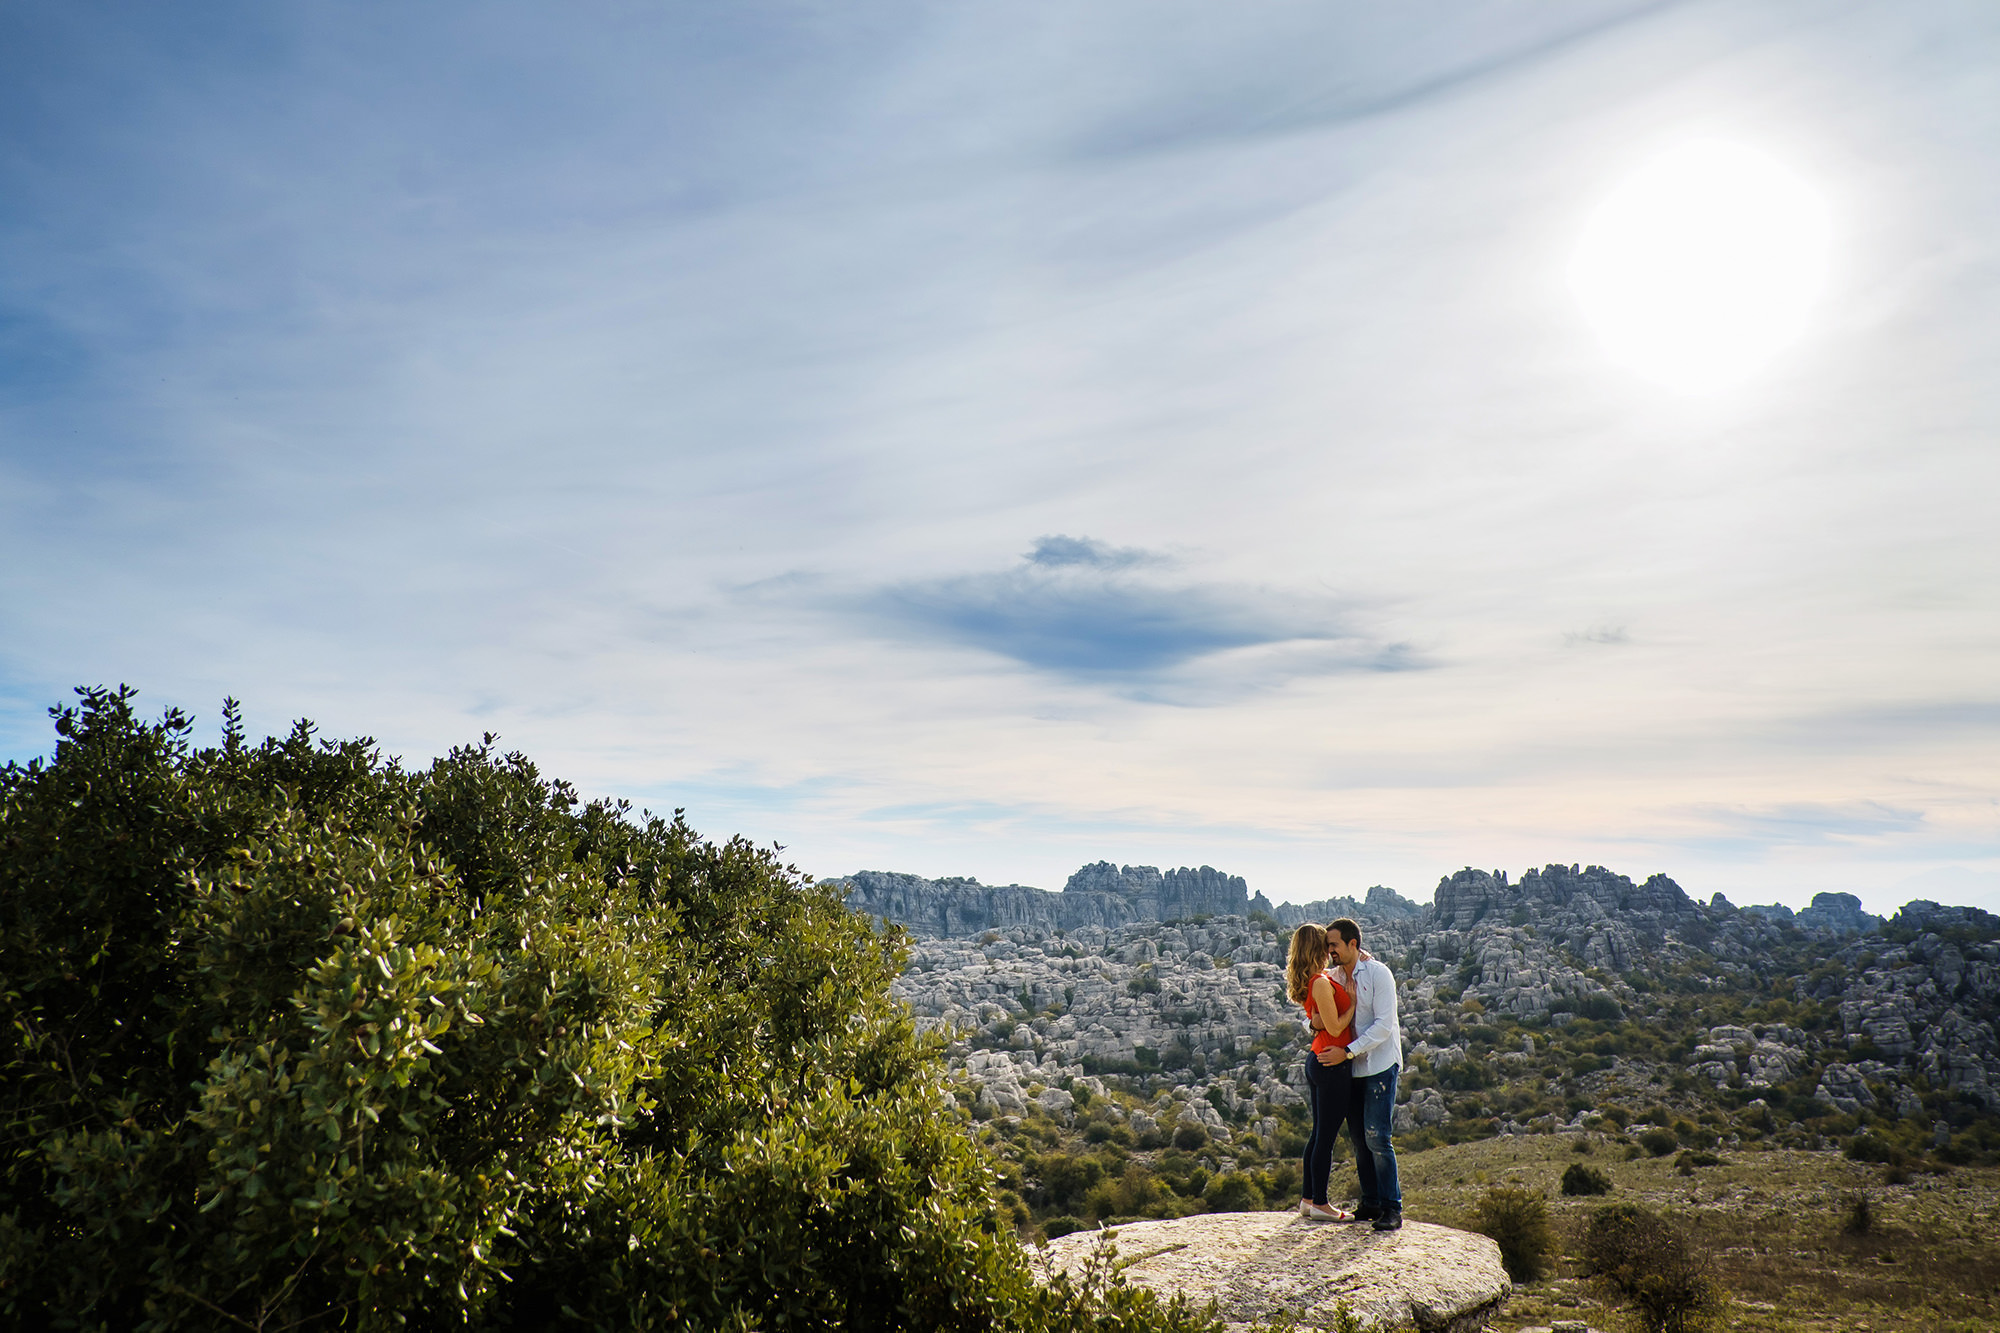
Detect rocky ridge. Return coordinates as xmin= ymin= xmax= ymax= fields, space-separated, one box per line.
xmin=835 ymin=863 xmax=1422 ymax=939
xmin=839 ymin=862 xmax=2000 ymax=1153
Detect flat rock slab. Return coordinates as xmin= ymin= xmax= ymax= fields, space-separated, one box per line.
xmin=1039 ymin=1213 xmax=1511 ymax=1333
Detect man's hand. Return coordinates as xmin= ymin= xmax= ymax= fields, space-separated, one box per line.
xmin=1316 ymin=1046 xmax=1349 ymax=1066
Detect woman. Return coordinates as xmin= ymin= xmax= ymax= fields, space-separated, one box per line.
xmin=1287 ymin=923 xmax=1356 ymax=1222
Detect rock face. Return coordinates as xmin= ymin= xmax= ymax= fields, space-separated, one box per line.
xmin=1039 ymin=1213 xmax=1510 ymax=1332
xmin=1795 ymin=891 xmax=1883 ymax=935
xmin=1272 ymin=884 xmax=1424 ymax=928
xmin=835 ymin=863 xmax=1256 ymax=937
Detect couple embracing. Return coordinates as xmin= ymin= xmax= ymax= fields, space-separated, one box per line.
xmin=1287 ymin=917 xmax=1403 ymax=1231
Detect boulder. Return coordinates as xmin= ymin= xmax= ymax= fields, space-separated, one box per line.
xmin=1038 ymin=1213 xmax=1510 ymax=1332
xmin=1396 ymin=1087 xmax=1449 ymax=1134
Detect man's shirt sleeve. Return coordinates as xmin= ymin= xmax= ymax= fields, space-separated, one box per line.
xmin=1347 ymin=962 xmax=1399 ymax=1058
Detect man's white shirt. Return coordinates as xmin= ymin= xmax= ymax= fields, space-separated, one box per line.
xmin=1346 ymin=957 xmax=1402 ymax=1079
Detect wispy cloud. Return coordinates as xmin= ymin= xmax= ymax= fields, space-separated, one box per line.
xmin=1688 ymin=800 xmax=1926 ymax=847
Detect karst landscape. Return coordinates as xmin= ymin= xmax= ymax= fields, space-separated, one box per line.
xmin=839 ymin=861 xmax=2000 ymax=1331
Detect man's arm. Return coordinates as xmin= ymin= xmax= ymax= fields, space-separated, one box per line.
xmin=1345 ymin=961 xmax=1399 ymax=1059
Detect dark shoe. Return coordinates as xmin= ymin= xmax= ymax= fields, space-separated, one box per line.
xmin=1353 ymin=1203 xmax=1381 ymax=1222
xmin=1371 ymin=1210 xmax=1403 ymax=1232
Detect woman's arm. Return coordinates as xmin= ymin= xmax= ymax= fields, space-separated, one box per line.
xmin=1327 ymin=982 xmax=1354 ymax=1037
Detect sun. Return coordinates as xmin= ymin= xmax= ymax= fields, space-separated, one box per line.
xmin=1569 ymin=139 xmax=1831 ymax=393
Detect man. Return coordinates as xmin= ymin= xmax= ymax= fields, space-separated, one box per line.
xmin=1315 ymin=916 xmax=1402 ymax=1231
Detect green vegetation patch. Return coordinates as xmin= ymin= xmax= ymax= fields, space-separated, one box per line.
xmin=0 ymin=689 xmax=1217 ymax=1333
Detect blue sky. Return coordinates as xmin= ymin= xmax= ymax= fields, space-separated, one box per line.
xmin=4 ymin=0 xmax=1998 ymax=914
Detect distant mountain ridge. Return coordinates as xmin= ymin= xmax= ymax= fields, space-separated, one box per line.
xmin=835 ymin=859 xmax=1922 ymax=943
xmin=830 ymin=862 xmax=1425 ymax=936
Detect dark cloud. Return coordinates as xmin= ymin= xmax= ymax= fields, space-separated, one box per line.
xmin=1023 ymin=534 xmax=1160 ymax=570
xmin=863 ymin=538 xmax=1410 ymax=683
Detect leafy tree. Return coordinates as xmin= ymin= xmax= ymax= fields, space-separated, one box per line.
xmin=1 ymin=688 xmax=1217 ymax=1333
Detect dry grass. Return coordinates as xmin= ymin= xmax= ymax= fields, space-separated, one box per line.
xmin=1385 ymin=1134 xmax=2000 ymax=1333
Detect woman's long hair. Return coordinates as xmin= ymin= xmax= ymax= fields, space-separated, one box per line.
xmin=1286 ymin=923 xmax=1331 ymax=1005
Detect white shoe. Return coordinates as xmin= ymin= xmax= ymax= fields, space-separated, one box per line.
xmin=1302 ymin=1202 xmax=1354 ymax=1223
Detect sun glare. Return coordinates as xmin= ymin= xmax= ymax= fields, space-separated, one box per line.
xmin=1570 ymin=139 xmax=1831 ymax=393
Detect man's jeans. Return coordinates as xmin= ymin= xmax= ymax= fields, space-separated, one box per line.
xmin=1348 ymin=1064 xmax=1401 ymax=1212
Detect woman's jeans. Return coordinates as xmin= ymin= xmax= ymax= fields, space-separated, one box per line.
xmin=1349 ymin=1064 xmax=1402 ymax=1212
xmin=1301 ymin=1054 xmax=1351 ymax=1205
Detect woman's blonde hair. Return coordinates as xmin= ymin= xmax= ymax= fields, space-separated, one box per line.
xmin=1286 ymin=923 xmax=1330 ymax=1005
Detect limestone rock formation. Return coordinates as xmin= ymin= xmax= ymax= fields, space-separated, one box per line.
xmin=1038 ymin=1213 xmax=1510 ymax=1332
xmin=1272 ymin=884 xmax=1424 ymax=927
xmin=1795 ymin=891 xmax=1883 ymax=935
xmin=835 ymin=863 xmax=1256 ymax=937
xmin=852 ymin=858 xmax=2000 ymax=1143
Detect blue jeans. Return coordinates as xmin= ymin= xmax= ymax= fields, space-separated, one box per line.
xmin=1349 ymin=1065 xmax=1401 ymax=1212
xmin=1302 ymin=1054 xmax=1351 ymax=1205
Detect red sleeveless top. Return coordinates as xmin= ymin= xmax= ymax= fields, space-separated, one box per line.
xmin=1304 ymin=972 xmax=1353 ymax=1054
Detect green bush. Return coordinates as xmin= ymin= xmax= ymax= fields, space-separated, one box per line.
xmin=1841 ymin=1192 xmax=1874 ymax=1235
xmin=1639 ymin=1127 xmax=1680 ymax=1157
xmin=1845 ymin=1131 xmax=1907 ymax=1166
xmin=1471 ymin=1186 xmax=1552 ymax=1282
xmin=0 ymin=689 xmax=1219 ymax=1333
xmin=1561 ymin=1163 xmax=1613 ymax=1196
xmin=1574 ymin=993 xmax=1625 ymax=1022
xmin=1201 ymin=1172 xmax=1262 ymax=1212
xmin=1578 ymin=1203 xmax=1724 ymax=1333
xmin=1173 ymin=1124 xmax=1210 ymax=1151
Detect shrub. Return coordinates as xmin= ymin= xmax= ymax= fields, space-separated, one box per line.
xmin=1640 ymin=1127 xmax=1680 ymax=1157
xmin=1846 ymin=1131 xmax=1907 ymax=1166
xmin=0 ymin=689 xmax=1218 ymax=1333
xmin=1842 ymin=1193 xmax=1874 ymax=1235
xmin=1578 ymin=1203 xmax=1725 ymax=1333
xmin=1576 ymin=993 xmax=1626 ymax=1022
xmin=1174 ymin=1124 xmax=1210 ymax=1151
xmin=1673 ymin=1119 xmax=1718 ymax=1149
xmin=1561 ymin=1163 xmax=1613 ymax=1196
xmin=1201 ymin=1172 xmax=1262 ymax=1212
xmin=1043 ymin=1215 xmax=1084 ymax=1239
xmin=1471 ymin=1186 xmax=1552 ymax=1282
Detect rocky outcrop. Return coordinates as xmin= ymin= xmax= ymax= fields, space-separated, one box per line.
xmin=1038 ymin=1213 xmax=1510 ymax=1332
xmin=835 ymin=863 xmax=1254 ymax=937
xmin=866 ymin=857 xmax=2000 ymax=1145
xmin=1273 ymin=884 xmax=1424 ymax=928
xmin=1796 ymin=892 xmax=1882 ymax=935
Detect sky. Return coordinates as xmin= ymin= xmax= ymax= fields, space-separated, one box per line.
xmin=3 ymin=0 xmax=1997 ymax=916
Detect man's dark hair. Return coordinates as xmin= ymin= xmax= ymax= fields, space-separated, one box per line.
xmin=1329 ymin=917 xmax=1361 ymax=945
